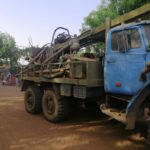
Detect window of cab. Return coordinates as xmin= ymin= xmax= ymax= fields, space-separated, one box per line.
xmin=111 ymin=28 xmax=141 ymax=52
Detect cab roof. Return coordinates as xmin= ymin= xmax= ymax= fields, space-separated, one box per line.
xmin=110 ymin=21 xmax=150 ymax=32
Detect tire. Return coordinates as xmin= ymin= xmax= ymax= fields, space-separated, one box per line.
xmin=24 ymin=86 xmax=43 ymax=114
xmin=42 ymin=90 xmax=69 ymax=123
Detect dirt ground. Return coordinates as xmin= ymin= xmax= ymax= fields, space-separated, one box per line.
xmin=0 ymin=86 xmax=149 ymax=150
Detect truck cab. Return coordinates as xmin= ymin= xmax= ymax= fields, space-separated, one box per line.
xmin=105 ymin=21 xmax=150 ymax=95
xmin=102 ymin=21 xmax=150 ymax=129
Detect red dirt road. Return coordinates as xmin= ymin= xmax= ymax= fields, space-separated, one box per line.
xmin=0 ymin=86 xmax=149 ymax=150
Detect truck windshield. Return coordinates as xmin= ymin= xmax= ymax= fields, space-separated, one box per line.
xmin=144 ymin=25 xmax=150 ymax=46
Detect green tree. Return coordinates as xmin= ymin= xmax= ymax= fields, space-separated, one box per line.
xmin=81 ymin=0 xmax=150 ymax=31
xmin=0 ymin=32 xmax=20 ymax=66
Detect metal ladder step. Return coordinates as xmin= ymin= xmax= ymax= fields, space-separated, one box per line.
xmin=100 ymin=104 xmax=127 ymax=124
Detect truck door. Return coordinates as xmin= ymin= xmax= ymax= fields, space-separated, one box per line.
xmin=104 ymin=27 xmax=146 ymax=95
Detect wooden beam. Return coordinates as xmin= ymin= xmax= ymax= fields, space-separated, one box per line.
xmin=111 ymin=3 xmax=150 ymax=27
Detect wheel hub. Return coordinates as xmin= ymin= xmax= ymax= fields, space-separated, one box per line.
xmin=26 ymin=93 xmax=34 ymax=109
xmin=46 ymin=96 xmax=55 ymax=114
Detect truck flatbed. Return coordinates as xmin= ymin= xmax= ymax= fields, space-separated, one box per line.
xmin=21 ymin=59 xmax=103 ymax=87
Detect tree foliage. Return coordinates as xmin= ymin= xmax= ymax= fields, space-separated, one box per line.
xmin=81 ymin=0 xmax=150 ymax=31
xmin=0 ymin=32 xmax=20 ymax=66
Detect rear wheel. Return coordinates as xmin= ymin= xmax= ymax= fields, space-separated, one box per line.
xmin=24 ymin=86 xmax=43 ymax=114
xmin=42 ymin=90 xmax=69 ymax=122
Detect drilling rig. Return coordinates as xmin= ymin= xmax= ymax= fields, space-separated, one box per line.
xmin=21 ymin=3 xmax=150 ymax=141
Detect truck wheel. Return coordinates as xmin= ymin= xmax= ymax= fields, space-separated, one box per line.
xmin=24 ymin=86 xmax=43 ymax=114
xmin=42 ymin=90 xmax=69 ymax=122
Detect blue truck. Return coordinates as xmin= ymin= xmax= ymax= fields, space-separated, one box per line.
xmin=101 ymin=21 xmax=150 ymax=130
xmin=21 ymin=3 xmax=150 ymax=140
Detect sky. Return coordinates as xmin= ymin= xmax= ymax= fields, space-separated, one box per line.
xmin=0 ymin=0 xmax=100 ymax=47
